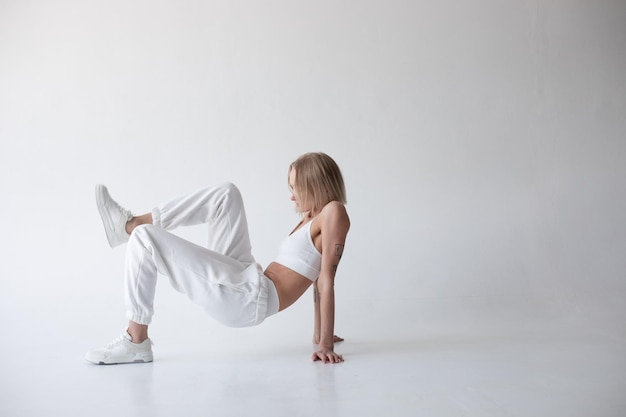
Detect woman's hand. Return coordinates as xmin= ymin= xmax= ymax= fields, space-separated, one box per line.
xmin=312 ymin=347 xmax=344 ymax=364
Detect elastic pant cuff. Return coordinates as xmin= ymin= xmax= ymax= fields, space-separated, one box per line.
xmin=126 ymin=311 xmax=152 ymax=326
xmin=151 ymin=207 xmax=163 ymax=229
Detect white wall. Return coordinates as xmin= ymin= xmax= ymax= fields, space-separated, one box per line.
xmin=1 ymin=0 xmax=625 ymax=344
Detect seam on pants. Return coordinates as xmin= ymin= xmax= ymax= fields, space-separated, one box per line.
xmin=134 ymin=246 xmax=148 ymax=295
xmin=130 ymin=245 xmax=150 ymax=320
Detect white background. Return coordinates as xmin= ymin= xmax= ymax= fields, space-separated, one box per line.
xmin=1 ymin=0 xmax=625 ymax=350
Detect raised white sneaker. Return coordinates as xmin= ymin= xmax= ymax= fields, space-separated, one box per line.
xmin=95 ymin=184 xmax=132 ymax=248
xmin=85 ymin=331 xmax=153 ymax=365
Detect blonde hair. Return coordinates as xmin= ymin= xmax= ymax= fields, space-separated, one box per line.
xmin=289 ymin=152 xmax=347 ymax=214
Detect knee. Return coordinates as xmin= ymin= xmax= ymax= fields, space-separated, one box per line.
xmin=220 ymin=181 xmax=240 ymax=195
xmin=219 ymin=182 xmax=243 ymax=202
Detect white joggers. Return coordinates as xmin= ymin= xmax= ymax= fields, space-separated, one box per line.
xmin=123 ymin=183 xmax=279 ymax=328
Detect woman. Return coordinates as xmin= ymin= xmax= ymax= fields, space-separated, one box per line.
xmin=85 ymin=152 xmax=350 ymax=365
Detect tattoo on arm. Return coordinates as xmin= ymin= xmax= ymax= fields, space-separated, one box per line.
xmin=333 ymin=243 xmax=345 ymax=273
xmin=313 ymin=288 xmax=319 ymax=303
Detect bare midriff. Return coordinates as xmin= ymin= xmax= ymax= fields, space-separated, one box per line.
xmin=264 ymin=262 xmax=314 ymax=311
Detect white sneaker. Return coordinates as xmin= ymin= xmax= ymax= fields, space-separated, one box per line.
xmin=95 ymin=184 xmax=132 ymax=248
xmin=85 ymin=331 xmax=154 ymax=365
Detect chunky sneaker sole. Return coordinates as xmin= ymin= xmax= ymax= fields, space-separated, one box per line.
xmin=95 ymin=184 xmax=132 ymax=248
xmin=85 ymin=332 xmax=153 ymax=365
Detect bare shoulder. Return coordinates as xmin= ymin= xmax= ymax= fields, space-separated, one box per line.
xmin=319 ymin=201 xmax=350 ymax=231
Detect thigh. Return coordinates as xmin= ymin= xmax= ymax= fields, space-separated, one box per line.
xmin=131 ymin=225 xmax=263 ymax=327
xmin=154 ymin=183 xmax=254 ymax=263
xmin=136 ymin=225 xmax=245 ymax=280
xmin=205 ymin=183 xmax=254 ymax=264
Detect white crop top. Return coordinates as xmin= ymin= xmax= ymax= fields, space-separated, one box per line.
xmin=275 ymin=220 xmax=322 ymax=281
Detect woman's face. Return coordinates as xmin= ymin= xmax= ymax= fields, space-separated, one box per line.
xmin=289 ymin=168 xmax=309 ymax=213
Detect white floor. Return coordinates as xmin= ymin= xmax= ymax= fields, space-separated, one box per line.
xmin=1 ymin=311 xmax=625 ymax=417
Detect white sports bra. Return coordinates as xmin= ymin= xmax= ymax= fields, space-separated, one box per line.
xmin=275 ymin=220 xmax=322 ymax=281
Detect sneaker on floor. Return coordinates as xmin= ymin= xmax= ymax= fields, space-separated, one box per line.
xmin=85 ymin=331 xmax=153 ymax=365
xmin=95 ymin=184 xmax=132 ymax=248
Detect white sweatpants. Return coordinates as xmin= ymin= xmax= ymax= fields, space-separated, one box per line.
xmin=124 ymin=182 xmax=280 ymax=327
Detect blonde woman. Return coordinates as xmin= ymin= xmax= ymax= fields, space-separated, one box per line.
xmin=86 ymin=152 xmax=350 ymax=365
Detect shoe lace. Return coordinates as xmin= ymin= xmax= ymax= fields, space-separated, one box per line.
xmin=105 ymin=333 xmax=128 ymax=349
xmin=104 ymin=333 xmax=154 ymax=348
xmin=105 ymin=189 xmax=132 ymax=220
xmin=114 ymin=201 xmax=132 ymax=221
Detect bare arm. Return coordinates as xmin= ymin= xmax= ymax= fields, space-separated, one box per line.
xmin=313 ymin=278 xmax=345 ymax=344
xmin=312 ymin=202 xmax=350 ymax=364
xmin=313 ymin=281 xmax=321 ymax=343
